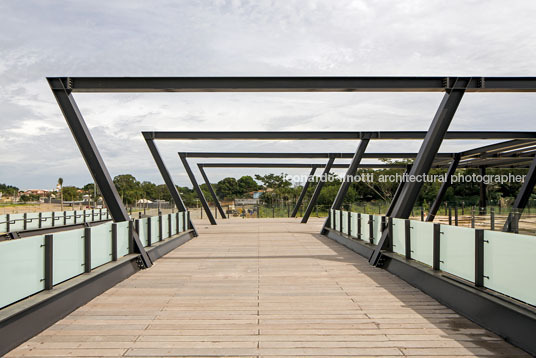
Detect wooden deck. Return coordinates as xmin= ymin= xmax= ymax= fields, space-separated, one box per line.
xmin=6 ymin=218 xmax=528 ymax=357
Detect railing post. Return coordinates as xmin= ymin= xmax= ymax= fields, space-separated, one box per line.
xmin=44 ymin=234 xmax=53 ymax=290
xmin=129 ymin=220 xmax=135 ymax=254
xmin=63 ymin=211 xmax=67 ymax=225
xmin=51 ymin=212 xmax=55 ymax=228
xmin=348 ymin=211 xmax=352 ymax=237
xmin=420 ymin=207 xmax=424 ymax=221
xmin=158 ymin=215 xmax=163 ymax=241
xmin=357 ymin=213 xmax=361 ymax=239
xmin=490 ymin=208 xmax=495 ymax=230
xmin=475 ymin=229 xmax=485 ymax=287
xmin=405 ymin=219 xmax=411 ymax=259
xmin=83 ymin=209 xmax=87 ymax=224
xmin=111 ymin=223 xmax=118 ymax=261
xmin=176 ymin=212 xmax=180 ymax=233
xmin=368 ymin=214 xmax=374 ymax=244
xmin=84 ymin=227 xmax=91 ymax=273
xmin=448 ymin=207 xmax=452 ymax=225
xmin=339 ymin=210 xmax=343 ymax=233
xmin=471 ymin=207 xmax=475 ymax=228
xmin=74 ymin=210 xmax=77 ymax=224
xmin=23 ymin=213 xmax=28 ymax=231
xmin=385 ymin=217 xmax=393 ymax=251
xmin=455 ymin=207 xmax=459 ymax=226
xmin=100 ymin=208 xmax=103 ymax=221
xmin=433 ymin=223 xmax=441 ymax=271
xmin=38 ymin=212 xmax=42 ymax=229
xmin=168 ymin=213 xmax=172 ymax=238
xmin=147 ymin=217 xmax=152 ymax=246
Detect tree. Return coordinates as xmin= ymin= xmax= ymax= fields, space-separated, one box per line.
xmin=237 ymin=176 xmax=258 ymax=195
xmin=0 ymin=183 xmax=19 ymax=197
xmin=113 ymin=174 xmax=142 ymax=205
xmin=216 ymin=177 xmax=239 ymax=200
xmin=62 ymin=186 xmax=81 ymax=201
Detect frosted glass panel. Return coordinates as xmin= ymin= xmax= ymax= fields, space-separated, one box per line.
xmin=65 ymin=211 xmax=75 ymax=225
xmin=439 ymin=225 xmax=475 ymax=282
xmin=341 ymin=211 xmax=348 ymax=234
xmin=9 ymin=213 xmax=25 ymax=231
xmin=392 ymin=218 xmax=406 ymax=255
xmin=0 ymin=215 xmax=6 ymax=232
xmin=410 ymin=220 xmax=434 ymax=266
xmin=350 ymin=213 xmax=357 ymax=237
xmin=361 ymin=215 xmax=370 ymax=242
xmin=178 ymin=214 xmax=184 ymax=232
xmin=162 ymin=215 xmax=170 ymax=239
xmin=0 ymin=235 xmax=45 ymax=308
xmin=484 ymin=231 xmax=536 ymax=306
xmin=138 ymin=218 xmax=148 ymax=246
xmin=372 ymin=215 xmax=383 ymax=245
xmin=150 ymin=217 xmax=159 ymax=243
xmin=334 ymin=210 xmax=340 ymax=231
xmin=330 ymin=210 xmax=334 ymax=228
xmin=116 ymin=221 xmax=130 ymax=257
xmin=91 ymin=223 xmax=113 ymax=269
xmin=53 ymin=228 xmax=85 ymax=285
xmin=170 ymin=214 xmax=177 ymax=236
xmin=26 ymin=213 xmax=40 ymax=230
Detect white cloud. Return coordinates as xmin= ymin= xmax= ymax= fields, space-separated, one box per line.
xmin=0 ymin=0 xmax=535 ymax=189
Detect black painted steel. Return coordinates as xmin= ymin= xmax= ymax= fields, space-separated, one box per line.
xmin=503 ymin=155 xmax=536 ymax=231
xmin=426 ymin=154 xmax=461 ymax=222
xmin=291 ymin=167 xmax=316 ymax=218
xmin=197 ymin=164 xmax=227 ymax=219
xmin=301 ymin=156 xmax=336 ymax=223
xmin=47 ymin=78 xmax=152 ymax=268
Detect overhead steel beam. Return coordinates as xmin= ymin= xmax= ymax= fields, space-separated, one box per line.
xmin=144 ymin=138 xmax=197 ymax=235
xmin=503 ymin=156 xmax=536 ymax=232
xmin=178 ymin=154 xmax=217 ymax=225
xmin=51 ymin=76 xmax=536 ymax=93
xmin=197 ymin=164 xmax=227 ymax=219
xmin=460 ymin=140 xmax=536 ymax=158
xmin=181 ymin=152 xmax=454 ymax=159
xmin=302 ymin=156 xmax=336 ymax=224
xmin=426 ymin=154 xmax=461 ymax=222
xmin=291 ymin=167 xmax=317 ymax=218
xmin=47 ymin=78 xmax=152 ymax=268
xmin=144 ymin=131 xmax=536 ymax=140
xmin=198 ymin=163 xmax=406 ymax=168
xmin=479 ymin=166 xmax=487 ymax=215
xmin=370 ymin=78 xmax=469 ymax=266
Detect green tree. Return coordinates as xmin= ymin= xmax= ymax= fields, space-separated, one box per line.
xmin=237 ymin=176 xmax=258 ymax=195
xmin=113 ymin=174 xmax=142 ymax=205
xmin=62 ymin=186 xmax=81 ymax=201
xmin=216 ymin=177 xmax=239 ymax=200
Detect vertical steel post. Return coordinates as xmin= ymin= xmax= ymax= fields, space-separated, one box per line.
xmin=111 ymin=223 xmax=118 ymax=261
xmin=369 ymin=78 xmax=468 ymax=266
xmin=426 ymin=154 xmax=461 ymax=222
xmin=147 ymin=217 xmax=152 ymax=247
xmin=47 ymin=78 xmax=151 ymax=268
xmin=179 ymin=153 xmax=217 ymax=225
xmin=433 ymin=223 xmax=441 ymax=271
xmin=84 ymin=227 xmax=91 ymax=273
xmin=44 ymin=234 xmax=53 ymax=290
xmin=357 ymin=213 xmax=361 ymax=239
xmin=490 ymin=208 xmax=495 ymax=230
xmin=197 ymin=164 xmax=227 ymax=219
xmin=455 ymin=207 xmax=459 ymax=226
xmin=475 ymin=229 xmax=485 ymax=287
xmin=302 ymin=156 xmax=336 ymax=223
xmin=405 ymin=219 xmax=411 ymax=259
xmin=291 ymin=167 xmax=317 ymax=217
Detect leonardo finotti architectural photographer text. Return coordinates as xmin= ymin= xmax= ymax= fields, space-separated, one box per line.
xmin=286 ymin=172 xmax=525 ymax=184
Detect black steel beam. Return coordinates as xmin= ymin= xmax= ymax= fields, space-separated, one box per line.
xmin=144 ymin=138 xmax=197 ymax=235
xmin=301 ymin=156 xmax=336 ymax=223
xmin=47 ymin=78 xmax=152 ymax=268
xmin=178 ymin=153 xmax=217 ymax=225
xmin=370 ymin=78 xmax=469 ymax=266
xmin=50 ymin=76 xmax=536 ymax=93
xmin=181 ymin=152 xmax=454 ymax=159
xmin=503 ymin=155 xmax=536 ymax=231
xmin=385 ymin=165 xmax=412 ymax=217
xmin=426 ymin=154 xmax=461 ymax=222
xmin=197 ymin=164 xmax=227 ymax=219
xmin=479 ymin=166 xmax=487 ymax=215
xmin=143 ymin=131 xmax=536 ymax=140
xmin=291 ymin=167 xmax=316 ymax=218
xmin=199 ymin=163 xmax=407 ymax=169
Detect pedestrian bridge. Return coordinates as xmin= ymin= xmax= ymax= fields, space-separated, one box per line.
xmin=3 ymin=218 xmax=529 ymax=357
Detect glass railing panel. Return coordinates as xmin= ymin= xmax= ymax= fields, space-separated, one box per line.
xmin=372 ymin=215 xmax=383 ymax=245
xmin=484 ymin=230 xmax=536 ymax=306
xmin=178 ymin=213 xmax=184 ymax=232
xmin=65 ymin=211 xmax=76 ymax=225
xmin=341 ymin=211 xmax=348 ymax=234
xmin=53 ymin=228 xmax=85 ymax=285
xmin=162 ymin=215 xmax=170 ymax=239
xmin=350 ymin=212 xmax=357 ymax=237
xmin=439 ymin=224 xmax=475 ymax=282
xmin=150 ymin=217 xmax=159 ymax=243
xmin=26 ymin=212 xmax=40 ymax=230
xmin=361 ymin=214 xmax=370 ymax=242
xmin=9 ymin=213 xmax=25 ymax=232
xmin=333 ymin=210 xmax=339 ymax=231
xmin=91 ymin=223 xmax=113 ymax=269
xmin=410 ymin=220 xmax=434 ymax=267
xmin=138 ymin=218 xmax=148 ymax=247
xmin=170 ymin=214 xmax=177 ymax=236
xmin=392 ymin=218 xmax=406 ymax=255
xmin=116 ymin=221 xmax=130 ymax=257
xmin=330 ymin=209 xmax=334 ymax=229
xmin=0 ymin=235 xmax=45 ymax=308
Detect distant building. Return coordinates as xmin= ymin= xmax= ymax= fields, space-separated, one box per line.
xmin=23 ymin=189 xmax=50 ymax=196
xmin=235 ymin=198 xmax=260 ymax=206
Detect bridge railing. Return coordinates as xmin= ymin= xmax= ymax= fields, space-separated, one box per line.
xmin=0 ymin=208 xmax=110 ymax=233
xmin=329 ymin=209 xmax=536 ymax=307
xmin=0 ymin=211 xmax=190 ymax=309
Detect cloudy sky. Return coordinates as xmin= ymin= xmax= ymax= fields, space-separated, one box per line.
xmin=1 ymin=0 xmax=535 ymax=190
